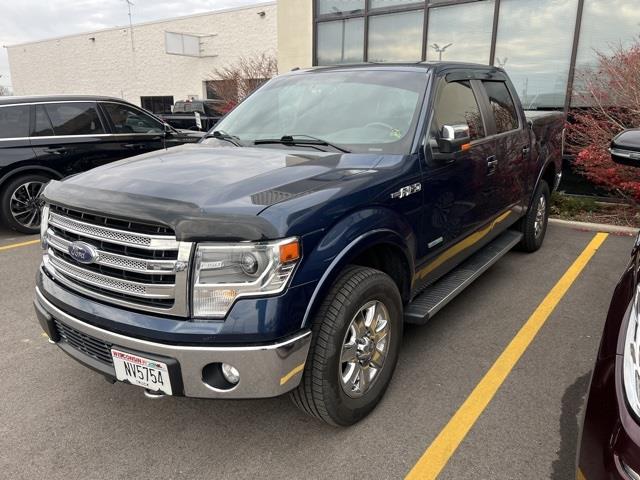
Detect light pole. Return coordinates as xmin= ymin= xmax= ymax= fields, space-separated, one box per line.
xmin=124 ymin=0 xmax=135 ymax=52
xmin=431 ymin=43 xmax=453 ymax=61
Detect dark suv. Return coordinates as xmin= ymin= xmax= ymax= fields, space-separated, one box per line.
xmin=0 ymin=95 xmax=202 ymax=234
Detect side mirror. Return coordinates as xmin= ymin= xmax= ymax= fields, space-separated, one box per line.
xmin=610 ymin=129 xmax=640 ymax=167
xmin=163 ymin=123 xmax=173 ymax=137
xmin=437 ymin=124 xmax=471 ymax=154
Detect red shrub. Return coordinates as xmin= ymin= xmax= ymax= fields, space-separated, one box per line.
xmin=567 ymin=41 xmax=640 ymax=201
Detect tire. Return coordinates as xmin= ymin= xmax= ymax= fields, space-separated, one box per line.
xmin=0 ymin=174 xmax=50 ymax=234
xmin=517 ymin=180 xmax=550 ymax=252
xmin=290 ymin=265 xmax=403 ymax=426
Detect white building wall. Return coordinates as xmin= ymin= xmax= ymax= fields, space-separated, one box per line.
xmin=6 ymin=2 xmax=277 ymax=106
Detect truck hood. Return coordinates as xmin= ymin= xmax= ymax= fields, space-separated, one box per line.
xmin=43 ymin=144 xmax=384 ymax=241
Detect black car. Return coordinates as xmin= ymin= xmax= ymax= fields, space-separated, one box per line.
xmin=0 ymin=95 xmax=203 ymax=234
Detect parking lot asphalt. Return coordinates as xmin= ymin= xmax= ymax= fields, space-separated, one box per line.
xmin=0 ymin=224 xmax=635 ymax=480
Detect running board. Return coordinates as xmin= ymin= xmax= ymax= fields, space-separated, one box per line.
xmin=404 ymin=230 xmax=523 ymax=324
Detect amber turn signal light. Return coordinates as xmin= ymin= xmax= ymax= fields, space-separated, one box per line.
xmin=279 ymin=240 xmax=300 ymax=263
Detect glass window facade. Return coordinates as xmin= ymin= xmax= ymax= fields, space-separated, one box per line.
xmin=313 ymin=0 xmax=640 ymax=111
xmin=368 ymin=10 xmax=423 ymax=62
xmin=317 ymin=17 xmax=365 ymax=65
xmin=494 ymin=0 xmax=578 ymax=109
xmin=425 ymin=1 xmax=494 ymax=63
xmin=572 ymin=0 xmax=640 ymax=105
xmin=370 ymin=0 xmax=421 ymax=8
xmin=317 ymin=0 xmax=364 ymax=15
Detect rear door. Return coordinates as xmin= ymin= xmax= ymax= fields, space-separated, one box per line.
xmin=0 ymin=104 xmax=37 ymax=176
xmin=477 ymin=79 xmax=529 ymax=219
xmin=99 ymin=101 xmax=166 ymax=156
xmin=417 ymin=75 xmax=497 ymax=286
xmin=30 ymin=101 xmax=113 ymax=175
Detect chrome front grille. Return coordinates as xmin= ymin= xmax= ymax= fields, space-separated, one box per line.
xmin=43 ymin=205 xmax=192 ymax=316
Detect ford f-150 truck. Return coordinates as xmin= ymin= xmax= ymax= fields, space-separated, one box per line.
xmin=33 ymin=63 xmax=564 ymax=426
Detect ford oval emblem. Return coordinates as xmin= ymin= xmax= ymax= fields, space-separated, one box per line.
xmin=68 ymin=241 xmax=98 ymax=264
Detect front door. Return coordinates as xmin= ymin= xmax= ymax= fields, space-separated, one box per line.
xmin=416 ymin=77 xmax=496 ymax=288
xmin=99 ymin=101 xmax=166 ymax=159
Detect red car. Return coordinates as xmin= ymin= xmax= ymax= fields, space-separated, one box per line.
xmin=578 ymin=129 xmax=640 ymax=479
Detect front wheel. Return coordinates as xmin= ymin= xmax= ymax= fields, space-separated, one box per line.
xmin=290 ymin=266 xmax=403 ymax=426
xmin=517 ymin=180 xmax=550 ymax=252
xmin=1 ymin=174 xmax=50 ymax=234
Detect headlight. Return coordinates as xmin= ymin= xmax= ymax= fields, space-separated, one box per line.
xmin=40 ymin=204 xmax=50 ymax=249
xmin=192 ymin=237 xmax=300 ymax=318
xmin=623 ymin=285 xmax=640 ymax=417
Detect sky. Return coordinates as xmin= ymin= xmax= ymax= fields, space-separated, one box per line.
xmin=0 ymin=0 xmax=262 ymax=89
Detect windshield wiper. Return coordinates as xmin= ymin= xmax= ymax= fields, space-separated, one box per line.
xmin=254 ymin=135 xmax=351 ymax=153
xmin=204 ymin=130 xmax=243 ymax=147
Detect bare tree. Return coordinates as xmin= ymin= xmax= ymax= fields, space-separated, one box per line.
xmin=207 ymin=53 xmax=277 ymax=113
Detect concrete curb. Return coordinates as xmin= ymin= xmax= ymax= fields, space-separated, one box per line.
xmin=549 ymin=217 xmax=638 ymax=235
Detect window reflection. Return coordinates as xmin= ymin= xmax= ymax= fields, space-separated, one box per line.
xmin=494 ymin=0 xmax=578 ymax=109
xmin=426 ymin=1 xmax=494 ymax=64
xmin=317 ymin=0 xmax=364 ymax=15
xmin=431 ymin=80 xmax=486 ymax=141
xmin=368 ymin=10 xmax=424 ymax=62
xmin=572 ymin=0 xmax=640 ymax=105
xmin=317 ymin=18 xmax=365 ymax=65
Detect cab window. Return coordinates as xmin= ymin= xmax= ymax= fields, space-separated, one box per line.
xmin=429 ymin=80 xmax=485 ymax=149
xmin=482 ymin=81 xmax=519 ymax=133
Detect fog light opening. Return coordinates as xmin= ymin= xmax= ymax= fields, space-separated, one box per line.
xmin=202 ymin=362 xmax=240 ymax=391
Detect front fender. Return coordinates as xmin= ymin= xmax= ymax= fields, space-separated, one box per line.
xmin=296 ymin=207 xmax=416 ymax=329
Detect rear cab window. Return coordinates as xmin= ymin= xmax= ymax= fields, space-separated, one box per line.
xmin=0 ymin=105 xmax=30 ymax=139
xmin=481 ymin=81 xmax=519 ymax=133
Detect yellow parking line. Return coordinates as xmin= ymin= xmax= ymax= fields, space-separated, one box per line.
xmin=405 ymin=232 xmax=609 ymax=480
xmin=577 ymin=467 xmax=587 ymax=480
xmin=0 ymin=239 xmax=39 ymax=252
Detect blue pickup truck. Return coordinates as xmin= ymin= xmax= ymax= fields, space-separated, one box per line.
xmin=34 ymin=63 xmax=564 ymax=426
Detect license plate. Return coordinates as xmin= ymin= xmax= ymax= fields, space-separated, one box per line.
xmin=111 ymin=349 xmax=172 ymax=395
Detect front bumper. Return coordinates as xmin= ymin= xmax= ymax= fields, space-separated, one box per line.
xmin=34 ymin=287 xmax=311 ymax=399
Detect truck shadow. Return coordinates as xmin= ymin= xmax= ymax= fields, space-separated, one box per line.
xmin=550 ymin=371 xmax=591 ymax=480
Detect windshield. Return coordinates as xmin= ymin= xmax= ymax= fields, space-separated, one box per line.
xmin=210 ymin=70 xmax=428 ymax=154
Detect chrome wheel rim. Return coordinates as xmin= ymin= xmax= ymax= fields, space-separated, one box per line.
xmin=534 ymin=195 xmax=546 ymax=238
xmin=10 ymin=181 xmax=45 ymax=229
xmin=339 ymin=300 xmax=391 ymax=399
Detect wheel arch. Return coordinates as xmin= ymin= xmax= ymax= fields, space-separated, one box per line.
xmin=0 ymin=165 xmax=62 ymax=192
xmin=300 ymin=220 xmax=415 ymax=329
xmin=529 ymin=160 xmax=555 ymax=210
